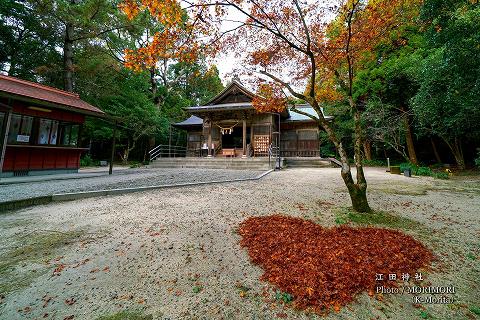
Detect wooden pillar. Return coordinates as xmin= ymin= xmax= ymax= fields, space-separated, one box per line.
xmin=109 ymin=121 xmax=117 ymax=175
xmin=250 ymin=125 xmax=254 ymax=157
xmin=0 ymin=108 xmax=12 ymax=178
xmin=207 ymin=117 xmax=212 ymax=157
xmin=242 ymin=119 xmax=247 ymax=158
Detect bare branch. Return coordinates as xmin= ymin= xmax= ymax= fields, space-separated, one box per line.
xmin=258 ymin=70 xmax=307 ymax=101
xmin=290 ymin=106 xmax=319 ymax=121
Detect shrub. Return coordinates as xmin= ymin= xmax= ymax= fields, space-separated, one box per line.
xmin=129 ymin=161 xmax=142 ymax=168
xmin=399 ymin=162 xmax=418 ymax=173
xmin=475 ymin=151 xmax=480 ymax=168
xmin=399 ymin=162 xmax=448 ymax=179
xmin=432 ymin=172 xmax=449 ymax=180
xmin=80 ymin=154 xmax=98 ymax=167
xmin=320 ymin=143 xmax=336 ymax=158
xmin=416 ymin=166 xmax=433 ymax=176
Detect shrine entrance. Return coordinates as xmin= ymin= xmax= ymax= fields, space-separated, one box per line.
xmin=221 ymin=126 xmax=250 ymax=149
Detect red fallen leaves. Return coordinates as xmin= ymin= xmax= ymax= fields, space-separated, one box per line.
xmin=238 ymin=215 xmax=434 ymax=314
xmin=52 ymin=264 xmax=66 ymax=276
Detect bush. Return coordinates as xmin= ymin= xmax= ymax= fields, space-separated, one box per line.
xmin=80 ymin=154 xmax=98 ymax=167
xmin=400 ymin=162 xmax=418 ymax=173
xmin=399 ymin=162 xmax=448 ymax=179
xmin=320 ymin=144 xmax=336 ymax=158
xmin=416 ymin=166 xmax=433 ymax=176
xmin=129 ymin=161 xmax=142 ymax=168
xmin=432 ymin=172 xmax=449 ymax=180
xmin=475 ymin=151 xmax=480 ymax=168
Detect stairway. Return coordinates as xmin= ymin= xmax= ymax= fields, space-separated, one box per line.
xmin=149 ymin=157 xmax=273 ymax=170
xmin=284 ymin=157 xmax=335 ymax=168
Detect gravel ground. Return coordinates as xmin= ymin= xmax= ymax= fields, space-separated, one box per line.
xmin=0 ymin=167 xmax=479 ymax=320
xmin=0 ymin=168 xmax=265 ymax=202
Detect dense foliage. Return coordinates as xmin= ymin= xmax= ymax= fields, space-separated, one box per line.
xmin=0 ymin=0 xmax=224 ymax=162
xmin=1 ymin=0 xmax=478 ymax=168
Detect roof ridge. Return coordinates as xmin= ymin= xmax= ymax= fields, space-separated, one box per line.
xmin=0 ymin=74 xmax=80 ymax=98
xmin=205 ymin=77 xmax=257 ymax=106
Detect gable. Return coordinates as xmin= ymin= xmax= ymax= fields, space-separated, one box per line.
xmin=206 ymin=80 xmax=257 ymax=106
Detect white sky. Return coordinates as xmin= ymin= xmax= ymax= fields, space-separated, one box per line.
xmin=207 ymin=1 xmax=337 ymax=86
xmin=210 ymin=6 xmax=249 ymax=84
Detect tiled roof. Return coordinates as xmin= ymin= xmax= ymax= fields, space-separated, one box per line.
xmin=0 ymin=74 xmax=104 ymax=115
xmin=286 ymin=105 xmax=333 ymax=122
xmin=174 ymin=115 xmax=203 ymax=126
xmin=188 ymin=102 xmax=253 ymax=112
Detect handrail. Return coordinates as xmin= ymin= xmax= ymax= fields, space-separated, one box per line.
xmin=149 ymin=144 xmax=187 ymax=154
xmin=149 ymin=144 xmax=188 ymax=160
xmin=148 ymin=145 xmax=162 ymax=155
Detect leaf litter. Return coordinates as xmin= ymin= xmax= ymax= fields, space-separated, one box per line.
xmin=239 ymin=215 xmax=434 ymax=314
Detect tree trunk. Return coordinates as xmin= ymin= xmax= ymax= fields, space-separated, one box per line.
xmin=7 ymin=29 xmax=26 ymax=77
xmin=363 ymin=140 xmax=372 ymax=160
xmin=7 ymin=55 xmax=17 ymax=76
xmin=441 ymin=136 xmax=465 ymax=170
xmin=351 ymin=105 xmax=371 ymax=213
xmin=123 ymin=140 xmax=130 ymax=164
xmin=150 ymin=66 xmax=161 ymax=107
xmin=451 ymin=138 xmax=465 ymax=170
xmin=430 ymin=137 xmax=442 ymax=163
xmin=149 ymin=136 xmax=156 ymax=149
xmin=401 ymin=105 xmax=418 ymax=165
xmin=63 ymin=22 xmax=75 ymax=92
xmin=317 ymin=99 xmax=371 ymax=213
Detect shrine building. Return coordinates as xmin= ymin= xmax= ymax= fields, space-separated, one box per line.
xmin=174 ymin=78 xmax=333 ymax=158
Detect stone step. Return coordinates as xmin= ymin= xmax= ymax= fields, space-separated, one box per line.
xmin=151 ymin=158 xmax=271 ymax=163
xmin=149 ymin=158 xmax=272 ymax=170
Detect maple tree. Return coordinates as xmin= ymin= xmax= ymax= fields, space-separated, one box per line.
xmin=118 ymin=0 xmax=422 ymax=212
xmin=239 ymin=215 xmax=433 ymax=313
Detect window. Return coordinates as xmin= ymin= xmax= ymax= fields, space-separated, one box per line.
xmin=6 ymin=114 xmax=79 ymax=147
xmin=70 ymin=125 xmax=79 ymax=146
xmin=7 ymin=114 xmax=33 ymax=144
xmin=59 ymin=123 xmax=79 ymax=146
xmin=50 ymin=120 xmax=59 ymax=144
xmin=37 ymin=118 xmax=58 ymax=145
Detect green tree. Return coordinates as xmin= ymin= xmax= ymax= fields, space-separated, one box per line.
xmin=0 ymin=0 xmax=60 ymax=81
xmin=31 ymin=0 xmax=132 ymax=91
xmin=356 ymin=39 xmax=423 ymax=164
xmin=412 ymin=0 xmax=480 ymax=169
xmin=74 ymin=44 xmax=161 ymax=162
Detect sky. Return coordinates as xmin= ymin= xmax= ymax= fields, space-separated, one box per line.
xmin=205 ymin=1 xmax=337 ymax=87
xmin=209 ymin=6 xmax=248 ymax=85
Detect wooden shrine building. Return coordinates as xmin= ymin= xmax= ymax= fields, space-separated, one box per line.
xmin=174 ymin=78 xmax=333 ymax=158
xmin=0 ymin=74 xmax=104 ymax=177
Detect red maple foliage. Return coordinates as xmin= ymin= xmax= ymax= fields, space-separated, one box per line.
xmin=239 ymin=215 xmax=434 ymax=314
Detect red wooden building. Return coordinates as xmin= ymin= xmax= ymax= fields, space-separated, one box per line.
xmin=0 ymin=75 xmax=104 ymax=177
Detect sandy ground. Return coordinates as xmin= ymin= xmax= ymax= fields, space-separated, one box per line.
xmin=0 ymin=168 xmax=264 ymax=202
xmin=0 ymin=167 xmax=479 ymax=320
